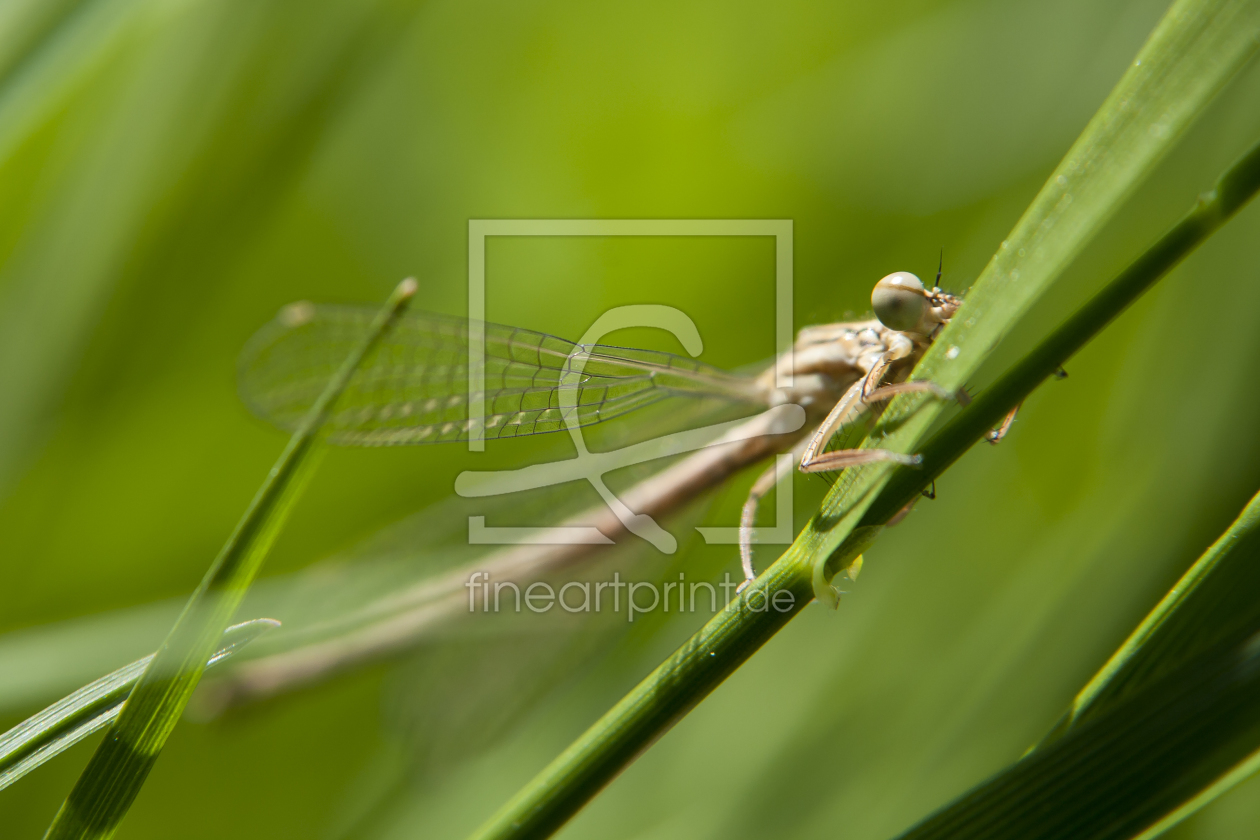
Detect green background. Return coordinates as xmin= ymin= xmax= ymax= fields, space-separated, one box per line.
xmin=1 ymin=0 xmax=1259 ymax=837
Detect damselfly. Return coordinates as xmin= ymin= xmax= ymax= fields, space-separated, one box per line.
xmin=240 ymin=270 xmax=966 ymax=595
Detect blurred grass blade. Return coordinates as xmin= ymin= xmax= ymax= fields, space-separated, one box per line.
xmin=0 ymin=0 xmax=161 ymax=496
xmin=0 ymin=0 xmax=421 ymax=499
xmin=1014 ymin=488 xmax=1260 ymax=835
xmin=0 ymin=618 xmax=277 ymax=793
xmin=42 ymin=278 xmax=416 ymax=840
xmin=796 ymin=0 xmax=1260 ymax=603
xmin=0 ymin=0 xmax=84 ymax=91
xmin=890 ymin=628 xmax=1260 ymax=840
xmin=1049 ymin=489 xmax=1260 ymax=737
xmin=889 ymin=492 xmax=1260 ymax=840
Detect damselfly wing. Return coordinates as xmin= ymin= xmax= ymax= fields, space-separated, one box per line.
xmin=239 ymin=304 xmax=763 ymax=446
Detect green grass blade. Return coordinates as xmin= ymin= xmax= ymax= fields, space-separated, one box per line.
xmin=1049 ymin=489 xmax=1260 ymax=739
xmin=886 ymin=491 xmax=1260 ymax=840
xmin=855 ymin=134 xmax=1260 ymax=535
xmin=889 ymin=627 xmax=1260 ymax=840
xmin=0 ymin=601 xmax=184 ymax=718
xmin=0 ymin=0 xmax=162 ymax=498
xmin=466 ymin=0 xmax=1260 ymax=829
xmin=983 ymin=487 xmax=1260 ymax=836
xmin=41 ymin=278 xmax=416 ymax=840
xmin=800 ymin=0 xmax=1260 ymax=605
xmin=792 ymin=138 xmax=1260 ymax=840
xmin=0 ymin=618 xmax=277 ymax=793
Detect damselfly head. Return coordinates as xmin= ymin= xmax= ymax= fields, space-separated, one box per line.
xmin=871 ymin=272 xmax=929 ymax=333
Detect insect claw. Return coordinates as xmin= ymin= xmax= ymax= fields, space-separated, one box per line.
xmin=1054 ymin=366 xmax=1068 ymax=380
xmin=987 ymin=404 xmax=1020 ymax=444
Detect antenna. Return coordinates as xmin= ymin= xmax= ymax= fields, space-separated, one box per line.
xmin=935 ymin=248 xmax=944 ymax=289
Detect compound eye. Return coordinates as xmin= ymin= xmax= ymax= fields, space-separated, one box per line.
xmin=872 ymin=271 xmax=928 ymax=332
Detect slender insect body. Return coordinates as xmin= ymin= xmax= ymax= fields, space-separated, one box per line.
xmin=227 ymin=271 xmax=972 ymax=699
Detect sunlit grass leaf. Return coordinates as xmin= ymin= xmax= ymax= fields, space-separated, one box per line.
xmin=889 ymin=490 xmax=1260 ymax=840
xmin=789 ymin=0 xmax=1260 ymax=603
xmin=812 ymin=132 xmax=1260 ymax=840
xmin=860 ymin=132 xmax=1260 ymax=530
xmin=41 ymin=280 xmax=415 ymax=840
xmin=0 ymin=618 xmax=276 ymax=794
xmin=847 ymin=137 xmax=1260 ymax=838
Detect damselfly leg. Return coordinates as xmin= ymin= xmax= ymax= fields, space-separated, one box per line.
xmin=986 ymin=366 xmax=1066 ymax=444
xmin=737 ymin=436 xmax=812 ymax=591
xmin=738 ymin=348 xmax=967 ymax=588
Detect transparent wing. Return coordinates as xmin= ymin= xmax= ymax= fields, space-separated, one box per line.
xmin=189 ymin=447 xmax=729 ymax=711
xmin=238 ymin=303 xmax=763 ymax=445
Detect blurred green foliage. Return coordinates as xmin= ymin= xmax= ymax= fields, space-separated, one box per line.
xmin=1 ymin=0 xmax=1260 ymax=838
